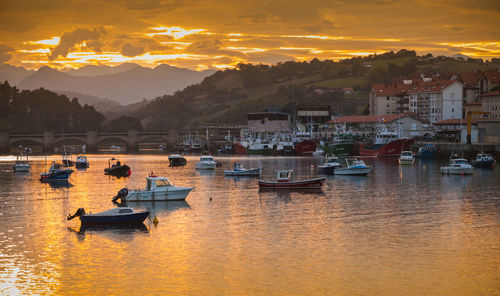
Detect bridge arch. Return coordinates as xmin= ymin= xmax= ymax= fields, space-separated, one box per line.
xmin=10 ymin=137 xmax=44 ymax=146
xmin=55 ymin=137 xmax=87 ymax=145
xmin=96 ymin=136 xmax=129 ymax=147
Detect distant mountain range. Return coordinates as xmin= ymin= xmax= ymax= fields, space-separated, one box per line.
xmin=0 ymin=63 xmax=215 ymax=105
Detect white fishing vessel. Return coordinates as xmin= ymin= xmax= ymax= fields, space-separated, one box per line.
xmin=440 ymin=158 xmax=473 ymax=175
xmin=335 ymin=158 xmax=371 ymax=175
xmin=113 ymin=176 xmax=195 ymax=202
xmin=398 ymin=151 xmax=415 ymax=165
xmin=195 ymin=155 xmax=216 ymax=170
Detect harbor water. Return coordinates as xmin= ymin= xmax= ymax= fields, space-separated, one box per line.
xmin=0 ymin=155 xmax=499 ymax=295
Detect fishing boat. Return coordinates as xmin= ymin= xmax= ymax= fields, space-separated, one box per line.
xmin=168 ymin=154 xmax=187 ymax=167
xmin=312 ymin=148 xmax=325 ymax=156
xmin=258 ymin=170 xmax=325 ymax=189
xmin=75 ymin=155 xmax=89 ymax=168
xmin=67 ymin=207 xmax=150 ymax=225
xmin=224 ymin=163 xmax=261 ymax=176
xmin=334 ymin=158 xmax=371 ymax=176
xmin=195 ymin=155 xmax=216 ymax=170
xmin=104 ymin=158 xmax=131 ymax=176
xmin=415 ymin=144 xmax=438 ymax=159
xmin=359 ymin=124 xmax=414 ymax=157
xmin=471 ymin=153 xmax=496 ymax=168
xmin=112 ymin=176 xmax=194 ymax=202
xmin=398 ymin=151 xmax=415 ymax=165
xmin=13 ymin=147 xmax=31 ymax=172
xmin=317 ymin=154 xmax=342 ymax=175
xmin=40 ymin=161 xmax=74 ymax=181
xmin=440 ymin=158 xmax=473 ymax=175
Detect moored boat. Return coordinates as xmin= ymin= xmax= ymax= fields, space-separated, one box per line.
xmin=75 ymin=155 xmax=89 ymax=168
xmin=471 ymin=153 xmax=496 ymax=168
xmin=224 ymin=163 xmax=261 ymax=176
xmin=104 ymin=158 xmax=131 ymax=176
xmin=440 ymin=158 xmax=473 ymax=175
xmin=13 ymin=147 xmax=31 ymax=172
xmin=335 ymin=158 xmax=371 ymax=176
xmin=67 ymin=207 xmax=150 ymax=225
xmin=258 ymin=170 xmax=325 ymax=189
xmin=168 ymin=154 xmax=187 ymax=166
xmin=398 ymin=151 xmax=415 ymax=165
xmin=40 ymin=161 xmax=74 ymax=181
xmin=415 ymin=144 xmax=439 ymax=159
xmin=359 ymin=125 xmax=414 ymax=157
xmin=317 ymin=154 xmax=342 ymax=175
xmin=195 ymin=155 xmax=216 ymax=170
xmin=113 ymin=176 xmax=194 ymax=202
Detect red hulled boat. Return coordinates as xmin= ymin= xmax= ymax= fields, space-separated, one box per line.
xmin=359 ymin=125 xmax=414 ymax=157
xmin=258 ymin=170 xmax=325 ymax=189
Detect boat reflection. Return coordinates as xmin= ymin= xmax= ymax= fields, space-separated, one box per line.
xmin=114 ymin=200 xmax=191 ymax=215
xmin=258 ymin=188 xmax=324 ymax=202
xmin=67 ymin=223 xmax=149 ymax=242
xmin=42 ymin=180 xmax=73 ymax=189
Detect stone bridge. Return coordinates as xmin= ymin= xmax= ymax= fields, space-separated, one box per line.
xmin=0 ymin=124 xmax=245 ymax=153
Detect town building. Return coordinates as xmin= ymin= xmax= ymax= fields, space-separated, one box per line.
xmin=458 ymin=72 xmax=482 ymax=103
xmin=433 ymin=118 xmax=478 ymax=143
xmin=481 ymin=91 xmax=500 ymax=119
xmin=247 ymin=112 xmax=291 ymax=133
xmin=408 ymin=80 xmax=464 ymax=124
xmin=296 ymin=104 xmax=331 ymax=132
xmin=481 ymin=70 xmax=500 ymax=93
xmin=369 ymin=83 xmax=411 ymax=116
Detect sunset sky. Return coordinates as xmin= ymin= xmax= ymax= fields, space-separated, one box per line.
xmin=0 ymin=0 xmax=499 ymax=70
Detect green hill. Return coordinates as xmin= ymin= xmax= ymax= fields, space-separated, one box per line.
xmin=133 ymin=50 xmax=499 ymax=130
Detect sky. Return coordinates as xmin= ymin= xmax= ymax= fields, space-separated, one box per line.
xmin=0 ymin=0 xmax=499 ymax=71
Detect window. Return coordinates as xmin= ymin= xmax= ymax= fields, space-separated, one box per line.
xmin=155 ymin=179 xmax=172 ymax=187
xmin=452 ymin=108 xmax=454 ymax=112
xmin=387 ymin=97 xmax=389 ymax=100
xmin=450 ymin=92 xmax=454 ymax=99
xmin=119 ymin=209 xmax=133 ymax=213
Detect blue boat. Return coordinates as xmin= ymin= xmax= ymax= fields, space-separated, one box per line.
xmin=67 ymin=207 xmax=150 ymax=225
xmin=40 ymin=161 xmax=73 ymax=181
xmin=415 ymin=144 xmax=439 ymax=159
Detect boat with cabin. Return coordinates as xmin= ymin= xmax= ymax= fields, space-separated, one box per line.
xmin=398 ymin=151 xmax=415 ymax=165
xmin=415 ymin=144 xmax=439 ymax=159
xmin=13 ymin=147 xmax=31 ymax=172
xmin=112 ymin=176 xmax=195 ymax=202
xmin=195 ymin=155 xmax=216 ymax=170
xmin=258 ymin=170 xmax=325 ymax=189
xmin=40 ymin=161 xmax=74 ymax=181
xmin=168 ymin=154 xmax=187 ymax=167
xmin=471 ymin=153 xmax=496 ymax=168
xmin=334 ymin=158 xmax=371 ymax=175
xmin=224 ymin=163 xmax=261 ymax=176
xmin=104 ymin=158 xmax=131 ymax=176
xmin=440 ymin=157 xmax=473 ymax=175
xmin=317 ymin=154 xmax=342 ymax=175
xmin=75 ymin=155 xmax=89 ymax=168
xmin=67 ymin=207 xmax=150 ymax=225
xmin=359 ymin=124 xmax=414 ymax=157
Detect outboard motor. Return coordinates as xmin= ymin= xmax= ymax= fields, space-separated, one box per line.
xmin=67 ymin=208 xmax=85 ymax=220
xmin=112 ymin=188 xmax=128 ymax=202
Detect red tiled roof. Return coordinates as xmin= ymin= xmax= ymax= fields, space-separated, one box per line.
xmin=327 ymin=112 xmax=414 ymax=124
xmin=481 ymin=90 xmax=500 ymax=97
xmin=407 ymin=80 xmax=458 ymax=93
xmin=434 ymin=118 xmax=477 ymax=125
xmin=372 ymin=83 xmax=410 ymax=96
xmin=459 ymin=72 xmax=480 ymax=86
xmin=483 ymin=70 xmax=500 ymax=84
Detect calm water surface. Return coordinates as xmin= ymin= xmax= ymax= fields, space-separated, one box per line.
xmin=0 ymin=155 xmax=499 ymax=295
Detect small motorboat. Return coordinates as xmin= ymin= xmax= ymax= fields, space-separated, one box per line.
xmin=195 ymin=155 xmax=216 ymax=170
xmin=104 ymin=158 xmax=131 ymax=176
xmin=224 ymin=163 xmax=261 ymax=176
xmin=471 ymin=153 xmax=496 ymax=168
xmin=415 ymin=144 xmax=438 ymax=159
xmin=334 ymin=158 xmax=371 ymax=176
xmin=67 ymin=207 xmax=150 ymax=225
xmin=13 ymin=147 xmax=31 ymax=172
xmin=40 ymin=161 xmax=74 ymax=181
xmin=398 ymin=151 xmax=415 ymax=165
xmin=168 ymin=154 xmax=187 ymax=167
xmin=317 ymin=154 xmax=342 ymax=175
xmin=440 ymin=158 xmax=473 ymax=175
xmin=258 ymin=170 xmax=325 ymax=189
xmin=75 ymin=155 xmax=89 ymax=168
xmin=112 ymin=175 xmax=194 ymax=202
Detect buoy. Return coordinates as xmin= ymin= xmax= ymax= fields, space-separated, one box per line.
xmin=153 ymin=216 xmax=159 ymax=226
xmin=209 ymin=197 xmax=212 ymax=201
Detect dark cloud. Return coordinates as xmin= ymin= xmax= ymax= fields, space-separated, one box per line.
xmin=448 ymin=26 xmax=465 ymax=32
xmin=49 ymin=27 xmax=107 ymax=60
xmin=0 ymin=44 xmax=15 ymax=63
xmin=185 ymin=39 xmax=240 ymax=56
xmin=121 ymin=42 xmax=146 ymax=57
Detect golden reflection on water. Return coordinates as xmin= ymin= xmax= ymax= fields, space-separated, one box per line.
xmin=0 ymin=155 xmax=498 ymax=295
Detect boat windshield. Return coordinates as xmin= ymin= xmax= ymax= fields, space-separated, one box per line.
xmin=401 ymin=152 xmax=412 ymax=156
xmin=201 ymin=156 xmax=214 ymax=161
xmin=155 ymin=179 xmax=172 ymax=187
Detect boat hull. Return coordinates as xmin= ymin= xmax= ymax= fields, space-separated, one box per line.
xmin=324 ymin=142 xmax=356 ymax=155
xmin=75 ymin=162 xmax=89 ymax=168
xmin=195 ymin=163 xmax=216 ymax=170
xmin=169 ymin=158 xmax=187 ymax=167
xmin=104 ymin=165 xmax=131 ymax=176
xmin=359 ymin=139 xmax=414 ymax=157
xmin=40 ymin=169 xmax=73 ymax=181
xmin=471 ymin=160 xmax=495 ymax=168
xmin=13 ymin=164 xmax=30 ymax=172
xmin=80 ymin=211 xmax=150 ymax=225
xmin=224 ymin=168 xmax=261 ymax=176
xmin=124 ymin=187 xmax=194 ymax=201
xmin=334 ymin=167 xmax=371 ymax=176
xmin=246 ymin=148 xmax=273 ymax=156
xmin=399 ymin=158 xmax=415 ymax=165
xmin=317 ymin=165 xmax=336 ymax=175
xmin=294 ymin=140 xmax=317 ymax=156
xmin=258 ymin=177 xmax=325 ymax=189
xmin=233 ymin=143 xmax=247 ymax=155
xmin=440 ymin=167 xmax=473 ymax=175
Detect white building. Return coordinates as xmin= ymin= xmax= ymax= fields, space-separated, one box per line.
xmin=369 ymin=83 xmax=411 ymax=116
xmin=408 ymin=80 xmax=464 ymax=124
xmin=481 ymin=90 xmax=500 ymax=119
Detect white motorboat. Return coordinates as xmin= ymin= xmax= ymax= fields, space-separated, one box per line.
xmin=224 ymin=163 xmax=261 ymax=176
xmin=312 ymin=148 xmax=325 ymax=156
xmin=440 ymin=158 xmax=473 ymax=175
xmin=195 ymin=155 xmax=216 ymax=170
xmin=113 ymin=176 xmax=195 ymax=202
xmin=398 ymin=151 xmax=415 ymax=165
xmin=317 ymin=154 xmax=342 ymax=175
xmin=13 ymin=147 xmax=31 ymax=172
xmin=335 ymin=158 xmax=371 ymax=175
